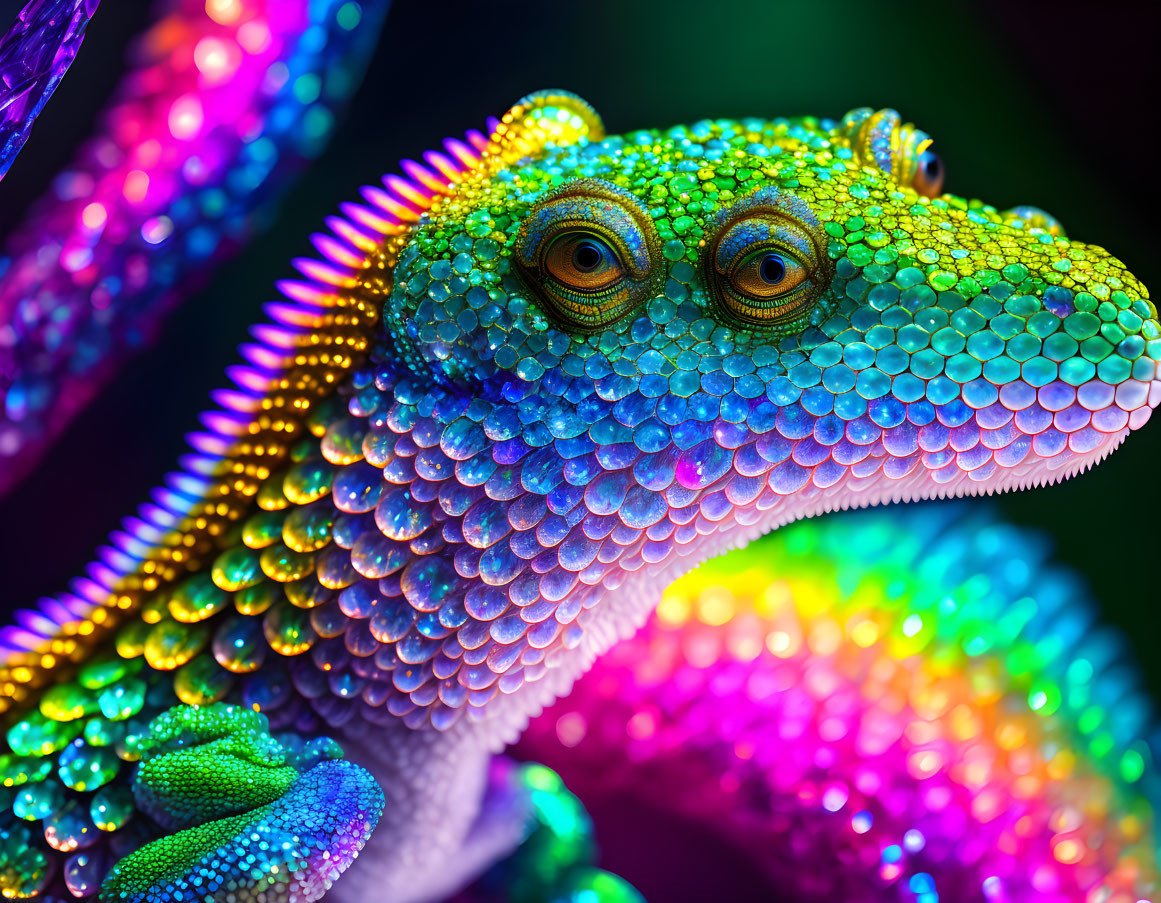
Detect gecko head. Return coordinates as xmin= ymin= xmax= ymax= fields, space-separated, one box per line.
xmin=364 ymin=92 xmax=1158 ymax=736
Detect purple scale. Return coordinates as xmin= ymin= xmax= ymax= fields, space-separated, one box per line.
xmin=350 ymin=532 xmax=409 ymax=579
xmin=455 ymin=453 xmax=498 ymax=486
xmin=583 ymin=469 xmax=631 ymax=515
xmin=956 ymin=443 xmax=993 ymax=472
xmin=918 ymin=421 xmax=950 ymax=453
xmin=408 ymin=478 xmax=441 ymax=504
xmin=414 ymin=447 xmax=454 ymax=481
xmin=338 ymin=582 xmax=380 ymax=620
xmin=881 ymin=421 xmax=920 ymax=457
xmin=396 ymin=633 xmax=441 ymax=665
xmin=497 ymin=669 xmax=526 ymax=694
xmin=882 ymin=453 xmax=920 ymax=480
xmin=437 ymin=601 xmax=469 ymax=631
xmin=812 ymin=458 xmax=845 ymax=488
xmin=645 ymin=520 xmax=675 ymax=542
xmin=332 ymin=462 xmax=385 ymax=513
xmin=668 ymin=500 xmax=699 ymax=526
xmin=830 ymin=439 xmax=871 ymax=466
xmin=345 ymin=619 xmax=381 ymax=657
xmin=332 ymin=512 xmax=375 ymax=549
xmin=698 ymin=489 xmax=732 ymax=522
xmin=752 ymin=432 xmax=793 ymax=467
xmin=1032 ymin=427 xmax=1069 ymax=457
xmin=368 ymin=600 xmax=416 ymax=644
xmin=967 ymin=459 xmax=999 ymax=482
xmin=459 ymin=659 xmax=496 ymax=691
xmin=993 ymin=435 xmax=1033 ymax=467
xmin=1068 ymin=426 xmax=1104 ymax=454
xmin=1038 ymin=380 xmax=1077 ymax=412
xmin=382 ymin=455 xmax=418 ymax=485
xmin=456 ymin=618 xmax=491 ymax=651
xmin=410 ymin=419 xmax=441 ymax=448
xmin=507 ymin=493 xmax=548 ymax=531
xmin=999 ymin=380 xmax=1037 ymax=411
xmin=675 ymin=440 xmax=735 ymax=490
xmin=557 ymin=530 xmax=601 ymax=572
xmin=768 ymin=459 xmax=811 ymax=495
xmin=539 ymin=568 xmax=578 ymax=603
xmin=980 ymin=421 xmax=1019 ymax=451
xmin=526 ymin=618 xmax=562 ymax=649
xmin=851 ymin=455 xmax=884 ymax=478
xmin=431 ymin=654 xmax=459 ymax=681
xmin=921 ymin=448 xmax=956 ymax=470
xmin=975 ymin=401 xmax=1014 ymax=429
xmin=1092 ymin=406 xmax=1130 ymax=433
xmin=518 ymin=596 xmax=556 ymax=625
xmin=713 ymin=420 xmax=750 ymax=448
xmin=546 ymin=482 xmax=585 ymax=516
xmin=949 ymin=421 xmax=981 ymax=452
xmin=441 ymin=520 xmax=465 ymax=545
xmin=375 ymin=488 xmax=430 ymax=541
xmin=674 ymin=522 xmax=700 ymax=545
xmin=493 ymin=437 xmax=532 ymax=465
xmin=478 ymin=542 xmax=525 ymax=586
xmin=408 ymin=682 xmax=439 ymax=707
xmin=633 ymin=447 xmax=678 ymax=490
xmin=1014 ymin=403 xmax=1053 ymax=435
xmin=486 ymin=637 xmax=525 ymax=670
xmin=438 ymin=680 xmax=469 ymax=708
xmin=1077 ymin=379 xmax=1116 ymax=411
xmin=595 ymin=442 xmax=642 ymax=470
xmin=438 ymin=481 xmax=483 ymax=517
xmin=1053 ymin=404 xmax=1092 ymax=433
xmin=464 ymin=584 xmax=510 ymax=621
xmin=844 ymin=416 xmax=881 ymax=445
xmin=292 ymin=662 xmax=330 ymax=699
xmin=724 ymin=474 xmax=765 ymax=506
xmin=508 ymin=529 xmax=542 ymax=561
xmin=791 ymin=437 xmax=830 ymax=467
xmin=414 ymin=612 xmax=452 ymax=640
xmin=480 ymin=464 xmax=522 ymax=499
xmin=581 ymin=512 xmax=618 ymax=541
xmin=453 ymin=545 xmax=482 ymax=579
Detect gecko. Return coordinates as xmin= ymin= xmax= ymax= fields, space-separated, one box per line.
xmin=0 ymin=90 xmax=1156 ymax=903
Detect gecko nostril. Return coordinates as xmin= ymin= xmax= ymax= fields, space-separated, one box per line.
xmin=1002 ymin=205 xmax=1066 ymax=238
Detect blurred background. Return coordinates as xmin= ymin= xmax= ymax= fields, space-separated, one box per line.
xmin=0 ymin=2 xmax=1158 ymax=887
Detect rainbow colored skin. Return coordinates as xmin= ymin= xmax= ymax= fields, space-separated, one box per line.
xmin=0 ymin=91 xmax=1158 ymax=902
xmin=516 ymin=504 xmax=1161 ymax=902
xmin=0 ymin=0 xmax=389 ymax=496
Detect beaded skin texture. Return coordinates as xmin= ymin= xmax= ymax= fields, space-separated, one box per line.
xmin=0 ymin=0 xmax=390 ymax=496
xmin=0 ymin=90 xmax=1158 ymax=902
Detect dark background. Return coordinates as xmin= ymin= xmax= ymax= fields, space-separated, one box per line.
xmin=0 ymin=2 xmax=1158 ymax=891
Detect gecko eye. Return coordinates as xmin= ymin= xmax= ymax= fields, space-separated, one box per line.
xmin=913 ymin=148 xmax=944 ymax=198
xmin=707 ymin=195 xmax=825 ymax=331
xmin=516 ymin=179 xmax=662 ymax=333
xmin=730 ymin=251 xmax=807 ymax=300
xmin=543 ymin=233 xmax=625 ymax=291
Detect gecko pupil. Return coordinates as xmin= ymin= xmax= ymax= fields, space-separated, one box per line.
xmin=572 ymin=241 xmax=603 ymax=272
xmin=760 ymin=254 xmax=786 ymax=285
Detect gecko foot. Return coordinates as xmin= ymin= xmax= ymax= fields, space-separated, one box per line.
xmin=98 ymin=703 xmax=383 ymax=903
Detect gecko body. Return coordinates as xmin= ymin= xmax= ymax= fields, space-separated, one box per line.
xmin=0 ymin=92 xmax=1156 ymax=902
